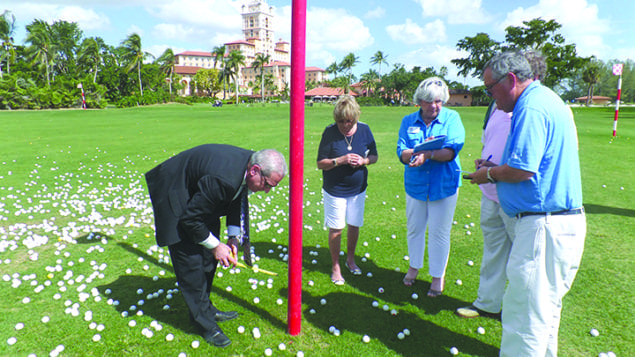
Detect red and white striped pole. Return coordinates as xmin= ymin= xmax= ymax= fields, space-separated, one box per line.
xmin=78 ymin=83 xmax=86 ymax=109
xmin=288 ymin=0 xmax=306 ymax=336
xmin=612 ymin=63 xmax=623 ymax=137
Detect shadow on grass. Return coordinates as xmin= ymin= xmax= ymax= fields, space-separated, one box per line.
xmin=583 ymin=203 xmax=635 ymax=217
xmin=298 ymin=289 xmax=499 ymax=356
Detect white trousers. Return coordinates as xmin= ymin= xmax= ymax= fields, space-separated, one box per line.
xmin=500 ymin=213 xmax=586 ymax=357
xmin=405 ymin=192 xmax=458 ymax=278
xmin=474 ymin=195 xmax=516 ymax=313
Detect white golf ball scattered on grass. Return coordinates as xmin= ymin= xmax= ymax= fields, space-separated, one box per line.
xmin=450 ymin=346 xmax=459 ymax=355
xmin=237 ymin=326 xmax=245 ymax=334
xmin=456 ymin=279 xmax=463 ymax=285
xmin=7 ymin=337 xmax=17 ymax=345
xmin=166 ymin=334 xmax=174 ymax=341
xmin=320 ymin=298 xmax=327 ymax=305
xmin=278 ymin=343 xmax=286 ymax=350
xmin=397 ymin=332 xmax=405 ymax=339
xmin=252 ymin=327 xmax=261 ymax=339
xmin=477 ymin=326 xmax=485 ymax=335
xmin=92 ymin=334 xmax=101 ymax=342
xmin=265 ymin=348 xmax=273 ymax=356
xmin=590 ymin=328 xmax=599 ymax=337
xmin=378 ymin=287 xmax=384 ymax=293
xmin=362 ymin=335 xmax=371 ymax=343
xmin=191 ymin=340 xmax=200 ymax=348
xmin=411 ymin=293 xmax=419 ymax=300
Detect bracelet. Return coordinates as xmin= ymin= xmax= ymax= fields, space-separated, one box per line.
xmin=332 ymin=158 xmax=338 ymax=167
xmin=430 ymin=150 xmax=435 ymax=160
xmin=487 ymin=167 xmax=497 ymax=183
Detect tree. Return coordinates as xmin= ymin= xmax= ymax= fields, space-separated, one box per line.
xmin=121 ymin=33 xmax=153 ymax=96
xmin=451 ymin=32 xmax=501 ymax=79
xmin=225 ymin=50 xmax=245 ymax=104
xmin=452 ymin=18 xmax=589 ymax=89
xmin=252 ymin=52 xmax=271 ymax=102
xmin=380 ymin=63 xmax=413 ymax=105
xmin=78 ymin=37 xmax=102 ymax=83
xmin=360 ymin=69 xmax=379 ymax=97
xmin=581 ymin=58 xmax=602 ymax=106
xmin=370 ymin=51 xmax=388 ymax=77
xmin=0 ymin=10 xmax=17 ymax=77
xmin=49 ymin=20 xmax=82 ymax=78
xmin=326 ymin=61 xmax=339 ymax=80
xmin=340 ymin=52 xmax=359 ymax=89
xmin=212 ymin=45 xmax=227 ymax=98
xmin=25 ymin=20 xmax=53 ymax=87
xmin=192 ymin=68 xmax=221 ymax=97
xmin=155 ymin=48 xmax=175 ymax=95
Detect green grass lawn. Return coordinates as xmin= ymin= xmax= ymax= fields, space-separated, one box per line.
xmin=0 ymin=103 xmax=633 ymax=356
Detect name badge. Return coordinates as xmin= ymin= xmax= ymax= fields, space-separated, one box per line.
xmin=407 ymin=126 xmax=420 ymax=134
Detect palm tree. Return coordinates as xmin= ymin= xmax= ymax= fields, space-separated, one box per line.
xmin=155 ymin=48 xmax=175 ymax=95
xmin=326 ymin=61 xmax=339 ymax=80
xmin=252 ymin=53 xmax=271 ymax=103
xmin=0 ymin=10 xmax=17 ymax=78
xmin=340 ymin=52 xmax=359 ymax=93
xmin=582 ymin=60 xmax=602 ymax=106
xmin=25 ymin=19 xmax=53 ymax=87
xmin=360 ymin=69 xmax=379 ymax=97
xmin=78 ymin=37 xmax=102 ymax=83
xmin=212 ymin=45 xmax=227 ymax=98
xmin=370 ymin=51 xmax=388 ymax=77
xmin=225 ymin=50 xmax=246 ymax=104
xmin=121 ymin=33 xmax=153 ymax=96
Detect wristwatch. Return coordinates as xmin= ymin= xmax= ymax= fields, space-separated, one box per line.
xmin=487 ymin=167 xmax=497 ymax=183
xmin=332 ymin=159 xmax=338 ymax=166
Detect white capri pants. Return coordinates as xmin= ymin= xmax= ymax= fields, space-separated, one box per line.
xmin=322 ymin=189 xmax=366 ymax=229
xmin=406 ymin=191 xmax=458 ymax=278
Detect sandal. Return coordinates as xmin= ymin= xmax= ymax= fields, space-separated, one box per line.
xmin=332 ymin=278 xmax=345 ymax=286
xmin=427 ymin=289 xmax=443 ymax=297
xmin=403 ymin=277 xmax=416 ymax=286
xmin=345 ymin=261 xmax=362 ymax=275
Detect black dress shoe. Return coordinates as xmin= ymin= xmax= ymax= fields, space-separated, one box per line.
xmin=204 ymin=329 xmax=231 ymax=348
xmin=214 ymin=310 xmax=239 ymax=322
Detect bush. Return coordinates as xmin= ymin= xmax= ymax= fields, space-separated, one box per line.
xmin=356 ymin=96 xmax=385 ymax=106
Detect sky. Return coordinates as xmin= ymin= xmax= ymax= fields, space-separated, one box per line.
xmin=4 ymin=0 xmax=635 ymax=87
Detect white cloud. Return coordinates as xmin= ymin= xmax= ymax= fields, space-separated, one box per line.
xmin=148 ymin=0 xmax=242 ymax=31
xmin=414 ymin=0 xmax=490 ymax=24
xmin=364 ymin=7 xmax=385 ymax=20
xmin=126 ymin=24 xmax=144 ymax=38
xmin=4 ymin=3 xmax=110 ymax=32
xmin=501 ymin=0 xmax=611 ymax=58
xmin=386 ymin=19 xmax=446 ymax=44
xmin=306 ymin=7 xmax=373 ymax=52
xmin=397 ymin=45 xmax=480 ymax=86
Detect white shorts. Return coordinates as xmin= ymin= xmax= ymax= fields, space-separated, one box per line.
xmin=322 ymin=189 xmax=366 ymax=229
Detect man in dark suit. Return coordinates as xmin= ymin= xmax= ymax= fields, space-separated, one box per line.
xmin=145 ymin=144 xmax=286 ymax=347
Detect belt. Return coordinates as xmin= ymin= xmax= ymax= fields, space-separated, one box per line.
xmin=516 ymin=208 xmax=584 ymax=219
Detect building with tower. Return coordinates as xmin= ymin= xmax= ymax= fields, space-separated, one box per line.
xmin=174 ymin=0 xmax=326 ymax=98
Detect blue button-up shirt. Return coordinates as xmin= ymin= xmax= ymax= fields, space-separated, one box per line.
xmin=396 ymin=107 xmax=465 ymax=201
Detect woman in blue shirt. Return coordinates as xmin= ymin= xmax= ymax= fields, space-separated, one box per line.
xmin=396 ymin=77 xmax=465 ymax=296
xmin=317 ymin=96 xmax=378 ymax=285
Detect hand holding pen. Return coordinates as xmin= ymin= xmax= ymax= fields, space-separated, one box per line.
xmin=474 ymin=154 xmax=493 ymax=169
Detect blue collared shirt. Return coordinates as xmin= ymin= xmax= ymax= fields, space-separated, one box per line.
xmin=497 ymin=81 xmax=583 ymax=216
xmin=397 ymin=107 xmax=465 ymax=201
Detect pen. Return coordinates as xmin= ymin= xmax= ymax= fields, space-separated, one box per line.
xmin=485 ymin=154 xmax=493 ymax=162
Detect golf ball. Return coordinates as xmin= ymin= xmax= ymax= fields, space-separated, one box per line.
xmin=378 ymin=287 xmax=384 ymax=293
xmin=450 ymin=346 xmax=459 ymax=355
xmin=362 ymin=335 xmax=370 ymax=343
xmin=265 ymin=348 xmax=273 ymax=356
xmin=412 ymin=293 xmax=419 ymax=300
xmin=191 ymin=340 xmax=200 ymax=348
xmin=92 ymin=334 xmax=101 ymax=342
xmin=166 ymin=334 xmax=174 ymax=341
xmin=467 ymin=260 xmax=474 ymax=266
xmin=278 ymin=343 xmax=286 ymax=350
xmin=237 ymin=326 xmax=245 ymax=334
xmin=477 ymin=326 xmax=485 ymax=335
xmin=372 ymin=301 xmax=379 ymax=307
xmin=403 ymin=329 xmax=410 ymax=336
xmin=320 ymin=298 xmax=327 ymax=305
xmin=397 ymin=332 xmax=405 ymax=339
xmin=456 ymin=279 xmax=463 ymax=285
xmin=590 ymin=328 xmax=599 ymax=337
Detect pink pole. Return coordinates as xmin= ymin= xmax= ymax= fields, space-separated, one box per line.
xmin=613 ymin=76 xmax=622 ymax=137
xmin=288 ymin=0 xmax=306 ymax=336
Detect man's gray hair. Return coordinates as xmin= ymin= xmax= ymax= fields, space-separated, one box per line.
xmin=250 ymin=149 xmax=287 ymax=177
xmin=413 ymin=77 xmax=450 ymax=104
xmin=483 ymin=51 xmax=534 ymax=83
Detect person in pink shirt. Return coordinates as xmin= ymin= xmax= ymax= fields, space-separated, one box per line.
xmin=456 ymin=49 xmax=546 ymax=319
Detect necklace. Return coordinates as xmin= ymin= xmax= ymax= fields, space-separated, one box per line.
xmin=344 ymin=134 xmax=353 ymax=151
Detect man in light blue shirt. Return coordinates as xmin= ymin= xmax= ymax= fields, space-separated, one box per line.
xmin=466 ymin=51 xmax=586 ymax=356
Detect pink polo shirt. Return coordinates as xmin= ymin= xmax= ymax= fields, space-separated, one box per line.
xmin=480 ymin=105 xmax=512 ymax=202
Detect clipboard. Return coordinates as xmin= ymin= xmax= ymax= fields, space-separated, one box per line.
xmin=413 ymin=135 xmax=447 ymax=153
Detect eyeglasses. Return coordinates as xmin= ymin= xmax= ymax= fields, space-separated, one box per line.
xmin=484 ymin=75 xmax=507 ymax=97
xmin=261 ymin=172 xmax=277 ymax=190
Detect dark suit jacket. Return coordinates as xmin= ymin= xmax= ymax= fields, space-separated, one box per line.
xmin=145 ymin=144 xmax=253 ymax=247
